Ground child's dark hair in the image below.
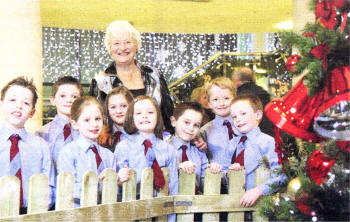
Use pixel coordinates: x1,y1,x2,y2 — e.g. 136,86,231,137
1,76,38,107
232,94,263,112
173,102,205,125
52,76,84,97
104,86,134,133
124,95,164,139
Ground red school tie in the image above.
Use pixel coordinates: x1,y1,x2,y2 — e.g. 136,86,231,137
90,145,102,169
223,120,237,140
143,139,165,190
9,134,23,207
231,135,247,166
112,131,122,147
63,123,71,141
180,145,189,162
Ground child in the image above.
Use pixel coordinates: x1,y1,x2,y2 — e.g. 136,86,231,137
57,96,114,207
200,77,237,189
168,102,221,193
114,95,178,221
37,76,83,166
97,86,133,152
229,94,284,207
0,76,53,211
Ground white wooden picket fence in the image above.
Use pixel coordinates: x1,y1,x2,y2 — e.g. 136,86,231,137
0,168,269,222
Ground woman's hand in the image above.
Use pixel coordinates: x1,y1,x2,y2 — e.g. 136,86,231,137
179,161,196,174
117,165,130,185
207,162,222,174
192,135,207,151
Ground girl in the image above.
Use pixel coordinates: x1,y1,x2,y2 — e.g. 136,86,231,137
57,96,114,207
114,95,178,197
97,86,133,152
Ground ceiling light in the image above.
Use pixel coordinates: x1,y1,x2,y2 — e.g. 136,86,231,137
275,21,293,30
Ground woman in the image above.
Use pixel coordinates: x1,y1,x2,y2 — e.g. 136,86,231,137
90,20,174,132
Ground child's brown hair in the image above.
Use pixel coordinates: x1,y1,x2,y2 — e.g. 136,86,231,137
1,76,38,107
172,102,205,125
104,86,134,132
52,76,84,97
70,96,103,121
205,77,236,100
232,94,263,123
124,95,164,139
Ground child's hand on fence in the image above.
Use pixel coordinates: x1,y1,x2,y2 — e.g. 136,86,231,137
207,162,222,173
192,135,207,151
99,168,112,181
179,161,196,174
118,165,130,185
229,163,243,171
239,187,263,207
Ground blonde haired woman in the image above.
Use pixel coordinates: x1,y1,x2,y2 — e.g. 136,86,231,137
90,20,174,132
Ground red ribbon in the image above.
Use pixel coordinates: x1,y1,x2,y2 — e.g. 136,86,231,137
273,126,286,165
310,43,329,70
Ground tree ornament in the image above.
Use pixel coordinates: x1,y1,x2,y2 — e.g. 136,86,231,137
265,75,324,142
287,177,302,200
313,66,350,140
295,192,313,215
285,54,301,71
336,140,350,153
315,0,347,30
307,150,335,184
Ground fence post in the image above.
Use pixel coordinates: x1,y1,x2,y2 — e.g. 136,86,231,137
156,168,169,222
102,169,118,204
140,168,154,222
0,176,20,217
27,174,49,214
81,171,98,207
202,171,221,222
56,172,74,210
253,167,269,222
122,169,136,202
228,169,245,222
178,169,195,221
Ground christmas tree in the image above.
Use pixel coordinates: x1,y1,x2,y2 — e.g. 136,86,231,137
259,0,350,221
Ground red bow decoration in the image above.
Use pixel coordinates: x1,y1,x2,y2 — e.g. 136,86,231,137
306,150,335,185
273,127,287,165
302,32,316,38
336,140,350,153
285,54,301,71
310,43,329,70
315,0,345,30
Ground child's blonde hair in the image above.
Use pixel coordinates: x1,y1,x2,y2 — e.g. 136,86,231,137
71,96,103,121
124,95,164,139
205,77,236,100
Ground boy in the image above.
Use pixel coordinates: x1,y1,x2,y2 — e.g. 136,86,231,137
200,77,237,185
0,76,53,211
37,76,83,165
168,102,221,193
229,94,284,207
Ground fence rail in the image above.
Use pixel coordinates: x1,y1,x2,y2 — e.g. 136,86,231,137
0,167,269,222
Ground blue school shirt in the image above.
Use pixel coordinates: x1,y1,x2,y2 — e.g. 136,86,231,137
229,127,285,195
0,124,54,207
36,115,79,163
114,133,179,196
57,135,114,206
167,135,208,182
200,115,239,172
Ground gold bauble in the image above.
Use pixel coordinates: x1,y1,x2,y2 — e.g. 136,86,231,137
287,177,301,201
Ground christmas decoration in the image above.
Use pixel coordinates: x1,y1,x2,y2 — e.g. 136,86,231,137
265,75,324,142
287,177,301,200
306,150,335,184
285,54,301,71
260,1,350,221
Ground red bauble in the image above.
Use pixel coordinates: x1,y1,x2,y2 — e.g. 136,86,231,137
307,150,335,184
285,54,301,71
295,192,312,215
336,140,350,153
